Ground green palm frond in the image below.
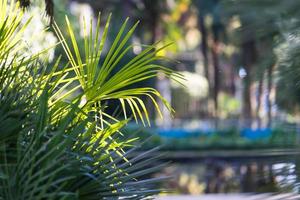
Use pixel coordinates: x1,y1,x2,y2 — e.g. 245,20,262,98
0,0,31,59
0,0,174,199
0,58,35,141
0,59,168,199
52,14,182,126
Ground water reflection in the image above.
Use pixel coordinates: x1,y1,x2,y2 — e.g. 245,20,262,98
157,159,300,195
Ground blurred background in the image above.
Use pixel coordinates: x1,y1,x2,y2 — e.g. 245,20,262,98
32,0,300,197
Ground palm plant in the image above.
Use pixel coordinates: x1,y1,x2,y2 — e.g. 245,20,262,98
52,14,179,127
0,0,180,199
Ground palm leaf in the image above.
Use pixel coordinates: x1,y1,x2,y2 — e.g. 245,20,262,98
0,1,172,199
53,14,183,126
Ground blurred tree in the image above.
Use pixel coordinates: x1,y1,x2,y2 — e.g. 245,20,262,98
222,0,300,123
221,0,283,125
276,32,300,113
193,0,226,118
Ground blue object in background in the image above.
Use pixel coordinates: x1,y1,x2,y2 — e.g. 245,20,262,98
157,127,273,140
241,128,272,140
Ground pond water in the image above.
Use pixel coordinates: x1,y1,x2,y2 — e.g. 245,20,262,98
155,153,300,195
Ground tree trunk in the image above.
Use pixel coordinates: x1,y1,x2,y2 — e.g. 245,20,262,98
229,60,236,95
211,40,220,117
256,74,264,128
243,72,252,119
198,15,210,90
148,0,160,44
198,14,214,117
146,0,167,123
241,38,256,125
267,64,274,127
211,21,221,118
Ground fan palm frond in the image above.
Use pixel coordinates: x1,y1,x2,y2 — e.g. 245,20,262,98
52,14,183,127
0,0,31,59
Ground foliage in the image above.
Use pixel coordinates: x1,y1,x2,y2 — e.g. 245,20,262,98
276,33,300,112
218,92,240,118
221,0,300,114
0,0,178,199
